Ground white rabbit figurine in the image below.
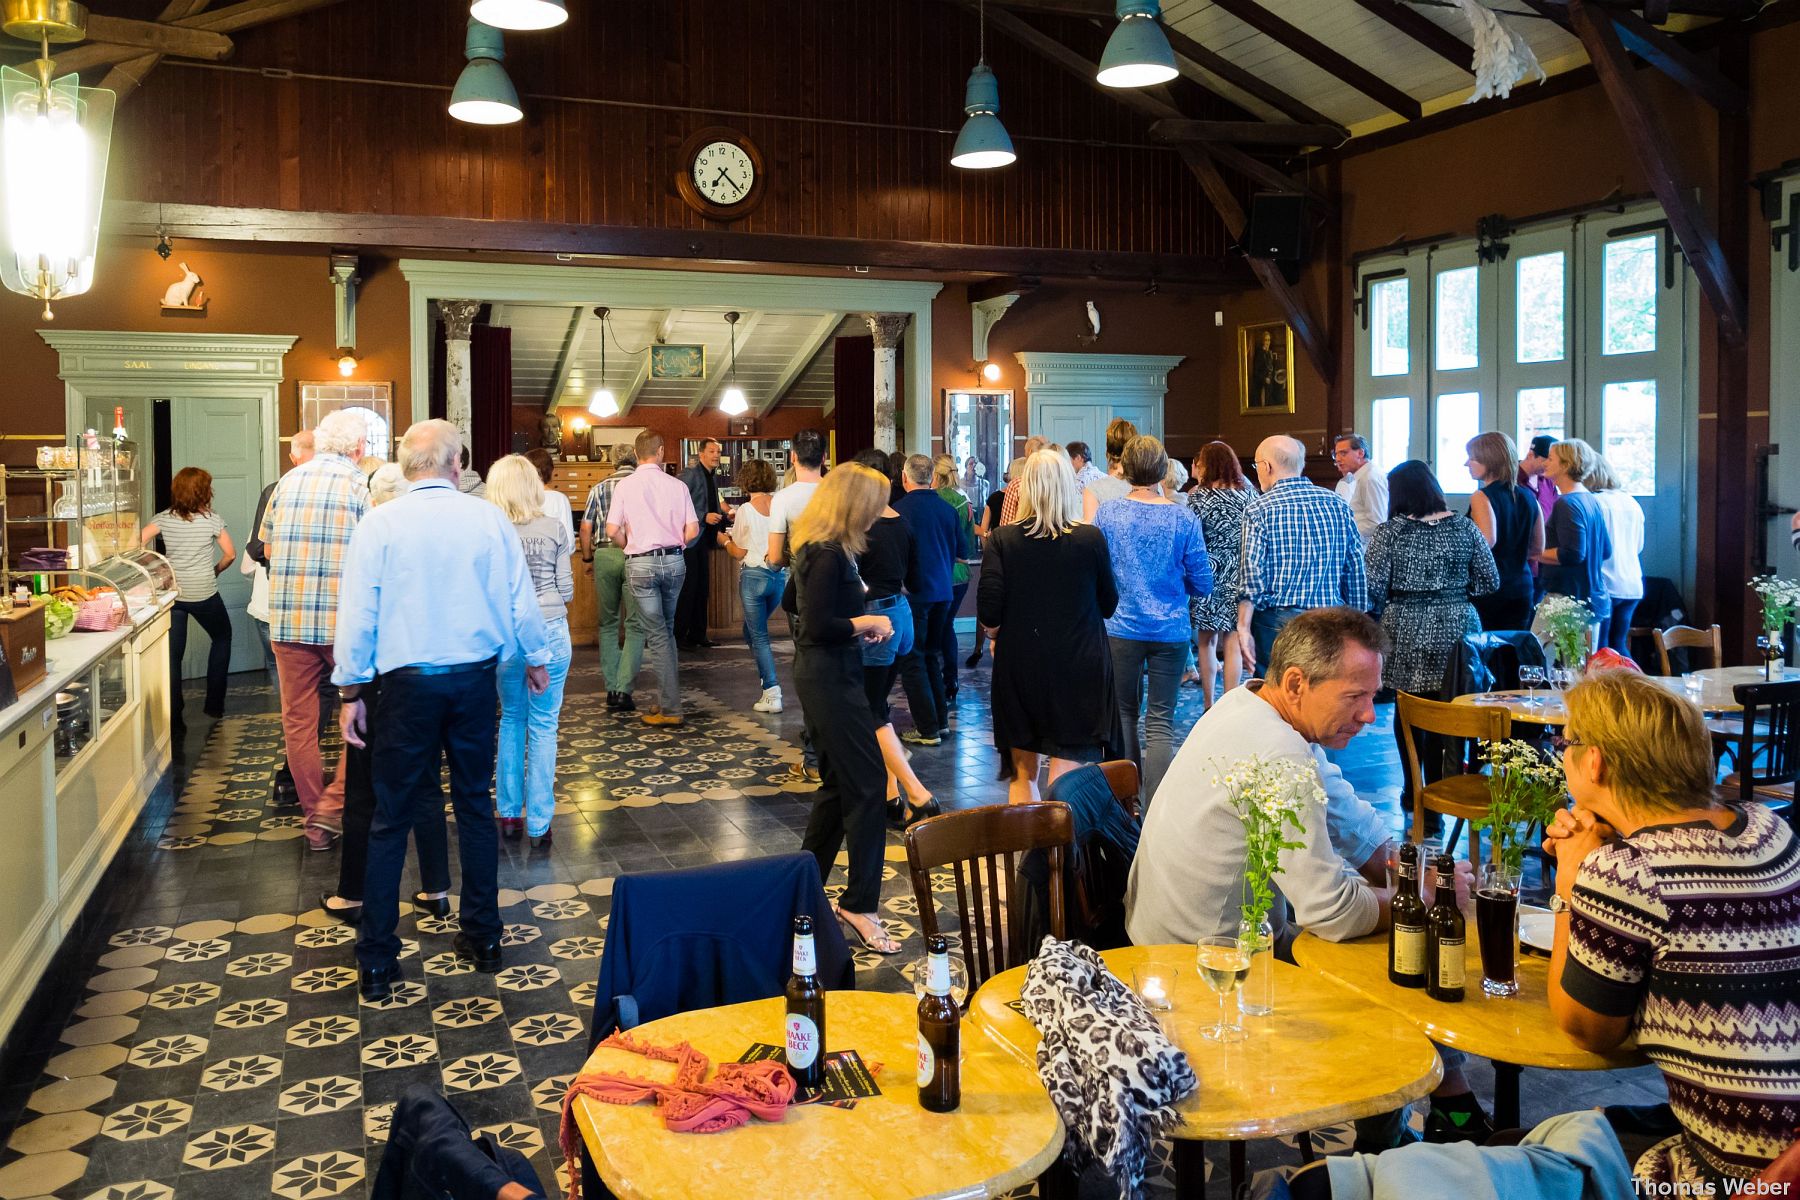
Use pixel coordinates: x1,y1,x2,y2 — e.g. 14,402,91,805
161,262,204,309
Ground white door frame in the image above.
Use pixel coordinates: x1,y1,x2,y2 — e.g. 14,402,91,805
37,331,293,491
398,260,943,451
1012,352,1185,440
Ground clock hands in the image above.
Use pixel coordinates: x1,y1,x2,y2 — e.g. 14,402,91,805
712,165,745,197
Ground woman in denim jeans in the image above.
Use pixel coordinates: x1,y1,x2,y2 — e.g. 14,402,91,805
724,458,787,713
487,456,574,848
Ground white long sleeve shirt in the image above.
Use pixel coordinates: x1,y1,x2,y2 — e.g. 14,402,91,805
1125,683,1385,949
1336,460,1389,545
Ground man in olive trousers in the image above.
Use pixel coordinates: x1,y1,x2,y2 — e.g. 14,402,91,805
580,446,646,711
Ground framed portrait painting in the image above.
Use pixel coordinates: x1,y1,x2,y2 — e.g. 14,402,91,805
1238,322,1296,415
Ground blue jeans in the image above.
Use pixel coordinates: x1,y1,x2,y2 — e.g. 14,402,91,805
739,566,787,690
859,593,914,667
1109,636,1188,807
1250,605,1304,678
496,615,572,837
626,553,686,715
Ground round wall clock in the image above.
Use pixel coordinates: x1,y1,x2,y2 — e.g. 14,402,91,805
676,126,767,222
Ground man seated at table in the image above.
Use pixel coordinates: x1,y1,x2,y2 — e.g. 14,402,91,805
1127,607,1488,1143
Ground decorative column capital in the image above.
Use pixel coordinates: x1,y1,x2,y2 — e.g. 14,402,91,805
437,299,482,342
864,312,910,350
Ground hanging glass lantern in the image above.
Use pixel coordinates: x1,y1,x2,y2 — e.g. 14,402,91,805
0,1,117,321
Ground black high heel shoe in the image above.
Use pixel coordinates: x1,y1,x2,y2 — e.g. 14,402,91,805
904,798,942,828
885,797,907,830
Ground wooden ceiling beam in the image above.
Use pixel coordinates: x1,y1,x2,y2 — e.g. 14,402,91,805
544,307,596,413
690,312,766,416
968,275,1040,303
1522,0,1743,110
1344,0,1472,72
1533,0,1761,15
618,310,684,419
1202,0,1423,120
49,0,350,75
83,14,232,59
99,0,213,103
757,313,843,418
1149,118,1346,148
1564,0,1745,343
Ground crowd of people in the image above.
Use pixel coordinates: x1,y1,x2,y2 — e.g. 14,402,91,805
144,413,1796,1191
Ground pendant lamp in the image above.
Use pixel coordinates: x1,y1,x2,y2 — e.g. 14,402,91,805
588,306,619,417
0,0,117,321
1097,0,1178,89
469,0,566,31
449,18,523,125
952,0,1014,170
719,311,749,417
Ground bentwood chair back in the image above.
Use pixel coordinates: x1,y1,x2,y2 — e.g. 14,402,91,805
904,802,1074,994
1657,624,1724,677
1099,759,1142,820
1729,680,1800,817
1396,692,1512,868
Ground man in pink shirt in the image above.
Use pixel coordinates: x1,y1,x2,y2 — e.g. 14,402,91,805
605,430,699,726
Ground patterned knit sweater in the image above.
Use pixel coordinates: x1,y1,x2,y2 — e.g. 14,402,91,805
1564,803,1800,1185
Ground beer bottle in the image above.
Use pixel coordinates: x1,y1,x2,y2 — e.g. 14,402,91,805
917,934,960,1112
784,915,826,1097
1424,854,1466,1003
1388,842,1427,988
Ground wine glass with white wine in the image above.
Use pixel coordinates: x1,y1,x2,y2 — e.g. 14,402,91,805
1195,935,1251,1043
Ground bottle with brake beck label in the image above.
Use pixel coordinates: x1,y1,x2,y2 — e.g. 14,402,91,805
785,915,826,1097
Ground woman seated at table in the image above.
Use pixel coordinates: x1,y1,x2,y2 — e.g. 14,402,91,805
1544,670,1800,1188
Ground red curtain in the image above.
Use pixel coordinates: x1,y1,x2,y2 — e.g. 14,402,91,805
833,335,874,460
470,324,512,476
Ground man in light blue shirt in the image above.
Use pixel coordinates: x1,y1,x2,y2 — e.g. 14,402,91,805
334,419,550,1000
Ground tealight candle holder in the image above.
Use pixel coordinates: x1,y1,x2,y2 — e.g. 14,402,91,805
1132,963,1176,1012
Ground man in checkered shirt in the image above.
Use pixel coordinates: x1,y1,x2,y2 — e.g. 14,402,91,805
1236,435,1369,677
259,410,371,850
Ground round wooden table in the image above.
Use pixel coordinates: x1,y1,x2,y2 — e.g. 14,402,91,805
570,991,1064,1200
969,945,1443,1196
1291,929,1645,1129
1646,666,1799,714
1451,689,1569,725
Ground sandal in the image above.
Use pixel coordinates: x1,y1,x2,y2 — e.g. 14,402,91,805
835,907,902,955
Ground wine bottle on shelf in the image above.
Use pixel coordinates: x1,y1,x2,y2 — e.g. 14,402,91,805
1388,841,1427,989
784,915,826,1098
1425,853,1466,1003
916,934,960,1113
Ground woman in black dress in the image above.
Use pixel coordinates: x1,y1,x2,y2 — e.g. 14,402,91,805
1463,431,1543,631
978,449,1119,805
782,463,900,954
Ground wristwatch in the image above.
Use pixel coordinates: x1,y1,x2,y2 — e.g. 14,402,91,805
1546,893,1570,915
337,686,364,703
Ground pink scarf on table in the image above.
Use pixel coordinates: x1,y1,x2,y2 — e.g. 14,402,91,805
557,1032,797,1200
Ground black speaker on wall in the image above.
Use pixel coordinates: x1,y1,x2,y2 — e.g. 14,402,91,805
1245,192,1308,263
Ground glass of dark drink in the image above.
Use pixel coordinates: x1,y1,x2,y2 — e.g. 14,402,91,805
1476,866,1520,998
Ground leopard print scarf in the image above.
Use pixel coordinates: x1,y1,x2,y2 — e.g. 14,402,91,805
1020,937,1197,1199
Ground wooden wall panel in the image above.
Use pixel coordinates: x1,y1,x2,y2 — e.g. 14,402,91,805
104,0,1233,258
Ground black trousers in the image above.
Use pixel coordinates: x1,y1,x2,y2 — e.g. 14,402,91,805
356,664,501,970
1475,591,1534,633
897,596,950,736
674,539,713,644
939,581,969,694
338,679,451,903
170,593,232,717
796,642,888,913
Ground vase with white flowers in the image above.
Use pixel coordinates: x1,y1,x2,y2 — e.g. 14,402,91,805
1536,594,1595,676
1750,576,1800,680
1216,756,1321,1016
1471,739,1567,996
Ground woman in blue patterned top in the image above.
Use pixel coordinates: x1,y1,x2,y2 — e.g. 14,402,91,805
1093,436,1212,806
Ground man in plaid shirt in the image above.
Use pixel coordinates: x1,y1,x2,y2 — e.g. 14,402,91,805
578,445,644,711
259,410,371,850
1236,435,1369,677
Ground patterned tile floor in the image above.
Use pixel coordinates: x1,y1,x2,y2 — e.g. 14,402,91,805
0,637,1666,1199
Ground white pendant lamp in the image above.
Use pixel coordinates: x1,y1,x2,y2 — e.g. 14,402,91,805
588,306,619,417
1097,0,1178,89
449,19,523,125
952,0,1015,170
719,311,750,416
469,0,566,31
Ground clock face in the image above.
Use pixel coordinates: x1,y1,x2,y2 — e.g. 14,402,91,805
692,140,755,207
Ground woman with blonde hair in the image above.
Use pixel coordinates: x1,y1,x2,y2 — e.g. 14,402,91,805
487,454,574,847
1538,438,1612,643
1583,454,1645,659
1464,431,1543,631
782,462,900,953
979,449,1119,804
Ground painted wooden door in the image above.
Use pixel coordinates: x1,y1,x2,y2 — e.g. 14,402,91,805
171,397,267,676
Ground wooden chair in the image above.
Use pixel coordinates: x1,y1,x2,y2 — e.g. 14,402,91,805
1724,680,1800,818
1657,624,1724,677
903,802,1074,993
1099,759,1141,820
1396,692,1511,868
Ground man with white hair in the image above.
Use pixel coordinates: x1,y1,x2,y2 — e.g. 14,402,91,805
334,419,550,999
259,410,370,850
1236,435,1367,676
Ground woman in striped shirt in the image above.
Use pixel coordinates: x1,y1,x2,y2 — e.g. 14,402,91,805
144,467,236,721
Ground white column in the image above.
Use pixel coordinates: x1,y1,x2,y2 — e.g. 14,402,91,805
865,313,910,454
438,299,482,446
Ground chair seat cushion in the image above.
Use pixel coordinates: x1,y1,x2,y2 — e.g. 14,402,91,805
1420,774,1492,820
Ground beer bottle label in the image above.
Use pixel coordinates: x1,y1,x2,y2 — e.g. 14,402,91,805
916,1034,934,1087
785,1012,820,1069
792,934,817,977
1437,938,1465,988
926,953,952,997
1393,924,1425,975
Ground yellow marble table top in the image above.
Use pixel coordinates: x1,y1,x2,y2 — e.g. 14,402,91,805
968,945,1443,1142
1452,690,1569,725
1291,930,1645,1073
572,990,1064,1200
